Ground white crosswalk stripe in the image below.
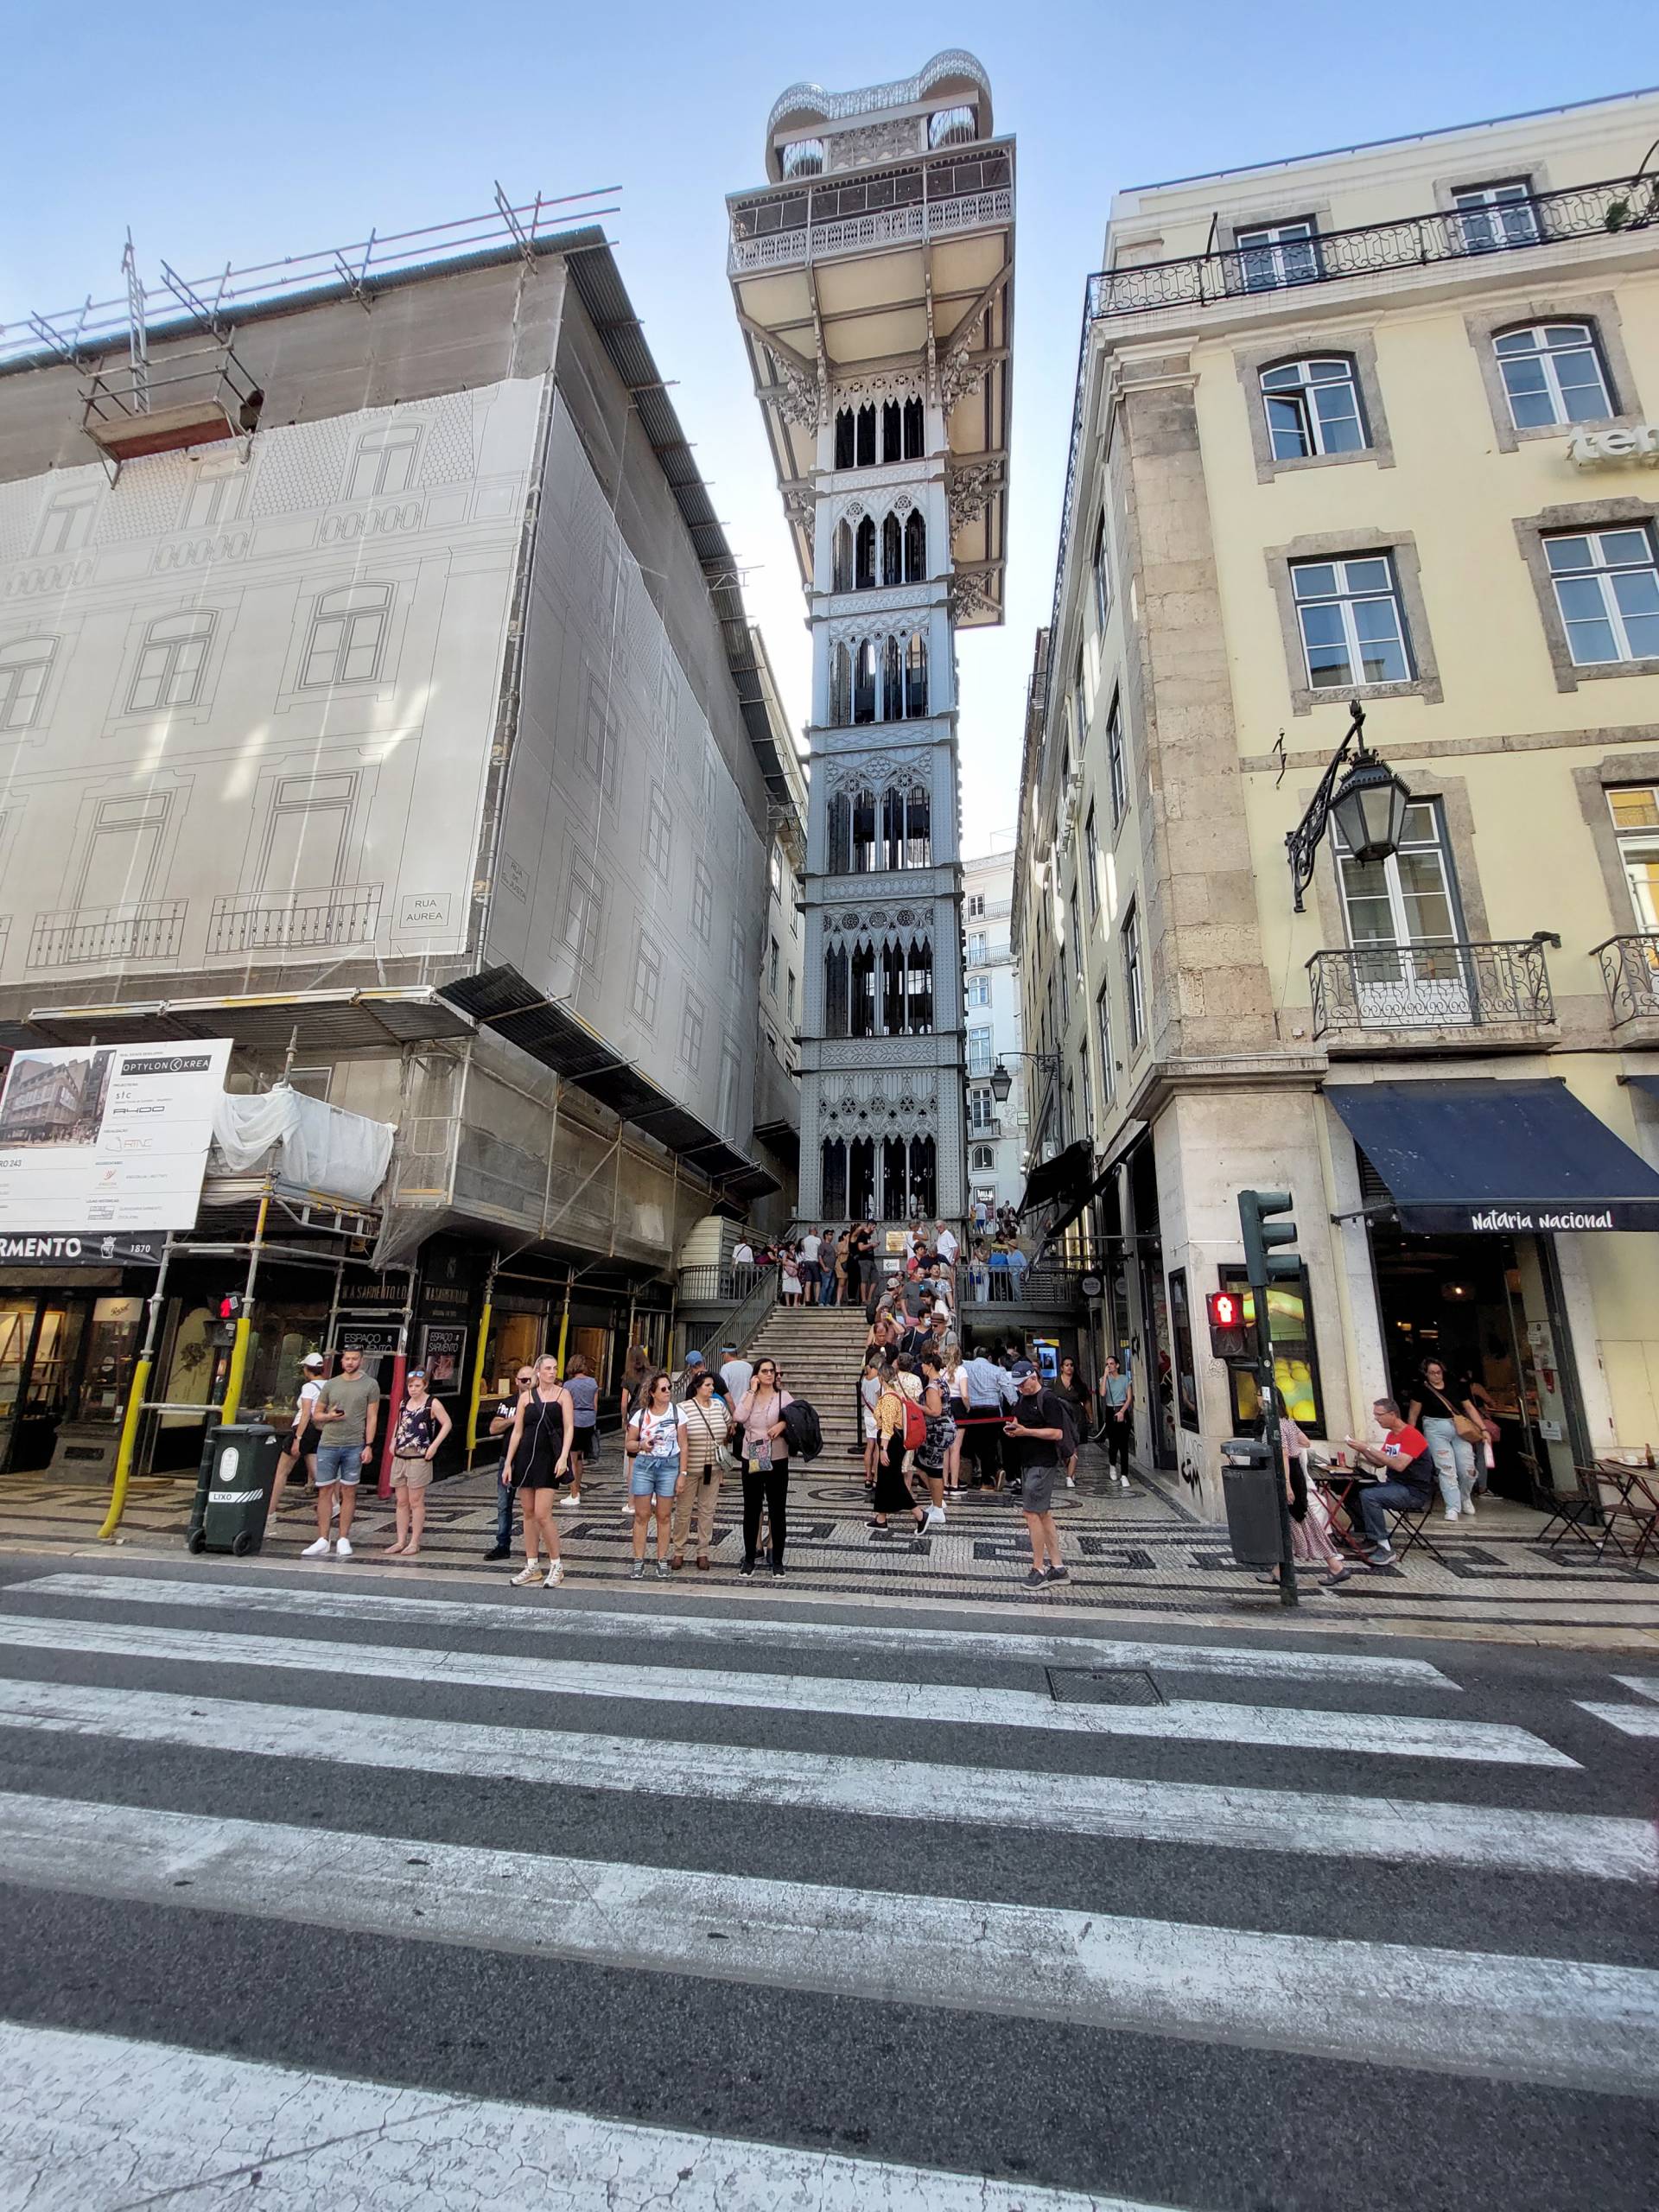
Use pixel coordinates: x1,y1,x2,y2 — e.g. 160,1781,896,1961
7,1677,1649,1878
0,2022,1160,2212
8,1572,1464,1688
0,1562,1650,2207
0,1789,1653,2094
0,1613,1573,1765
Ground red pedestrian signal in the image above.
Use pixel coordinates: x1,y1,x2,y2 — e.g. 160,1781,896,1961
1205,1288,1252,1359
217,1294,242,1321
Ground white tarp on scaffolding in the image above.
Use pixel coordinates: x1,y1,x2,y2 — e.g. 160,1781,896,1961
210,1087,395,1205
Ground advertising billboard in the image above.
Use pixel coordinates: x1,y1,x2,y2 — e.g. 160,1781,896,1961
0,1040,232,1237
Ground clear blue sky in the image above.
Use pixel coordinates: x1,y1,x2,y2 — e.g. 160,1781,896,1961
3,3,1650,851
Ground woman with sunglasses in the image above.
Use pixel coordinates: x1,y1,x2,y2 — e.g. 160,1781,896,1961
502,1355,573,1588
732,1356,793,1580
624,1370,687,1580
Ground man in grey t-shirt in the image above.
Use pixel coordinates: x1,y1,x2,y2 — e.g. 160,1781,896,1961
303,1347,380,1560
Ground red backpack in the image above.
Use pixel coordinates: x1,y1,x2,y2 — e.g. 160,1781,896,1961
901,1394,928,1452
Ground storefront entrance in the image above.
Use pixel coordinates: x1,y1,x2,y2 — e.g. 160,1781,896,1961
1369,1226,1586,1503
0,1289,145,1475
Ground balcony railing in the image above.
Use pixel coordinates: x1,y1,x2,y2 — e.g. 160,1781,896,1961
1089,175,1643,321
1307,940,1554,1039
1593,934,1659,1025
207,884,382,957
961,1264,1091,1312
27,899,187,969
730,181,1012,275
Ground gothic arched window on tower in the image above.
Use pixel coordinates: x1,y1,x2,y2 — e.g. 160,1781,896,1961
905,633,929,719
881,511,902,588
850,786,878,872
903,396,925,459
823,941,849,1039
880,940,906,1035
829,642,852,726
827,791,851,874
906,938,934,1033
849,1135,876,1219
850,940,878,1036
882,401,904,464
882,634,901,723
821,1137,848,1219
833,519,854,593
905,507,927,582
905,783,931,867
853,640,878,725
880,785,906,872
880,1136,908,1223
855,405,877,467
835,410,856,469
855,515,876,590
910,1134,938,1217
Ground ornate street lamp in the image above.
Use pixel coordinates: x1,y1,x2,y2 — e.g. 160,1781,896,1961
1286,700,1413,912
988,1048,1058,1107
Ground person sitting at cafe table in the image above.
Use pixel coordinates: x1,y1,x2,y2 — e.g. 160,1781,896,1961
1340,1398,1436,1567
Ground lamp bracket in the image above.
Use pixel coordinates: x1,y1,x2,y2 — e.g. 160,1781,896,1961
1285,699,1371,913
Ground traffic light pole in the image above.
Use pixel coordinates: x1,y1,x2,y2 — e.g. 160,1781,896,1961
1240,1190,1300,1610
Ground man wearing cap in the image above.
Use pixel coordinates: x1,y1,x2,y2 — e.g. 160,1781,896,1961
1005,1360,1071,1590
672,1348,708,1402
268,1351,326,1520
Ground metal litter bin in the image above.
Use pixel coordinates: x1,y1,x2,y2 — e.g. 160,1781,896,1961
1221,1437,1282,1568
187,1423,280,1557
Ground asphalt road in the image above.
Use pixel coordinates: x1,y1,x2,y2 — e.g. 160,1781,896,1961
0,1548,1654,2210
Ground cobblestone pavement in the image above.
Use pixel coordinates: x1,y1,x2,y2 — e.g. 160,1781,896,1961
5,1440,1656,1649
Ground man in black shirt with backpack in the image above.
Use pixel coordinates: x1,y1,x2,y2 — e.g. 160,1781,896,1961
1004,1359,1073,1591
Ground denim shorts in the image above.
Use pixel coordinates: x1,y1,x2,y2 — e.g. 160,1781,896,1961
630,1453,680,1499
314,1441,365,1487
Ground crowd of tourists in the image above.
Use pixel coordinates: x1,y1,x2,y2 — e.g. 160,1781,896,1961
733,1216,1037,1306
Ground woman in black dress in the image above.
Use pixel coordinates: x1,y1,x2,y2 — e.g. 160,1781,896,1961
502,1355,573,1589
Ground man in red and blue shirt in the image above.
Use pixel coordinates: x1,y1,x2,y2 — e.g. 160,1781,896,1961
1343,1398,1435,1565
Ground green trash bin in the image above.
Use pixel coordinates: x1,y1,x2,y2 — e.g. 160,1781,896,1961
187,1423,280,1557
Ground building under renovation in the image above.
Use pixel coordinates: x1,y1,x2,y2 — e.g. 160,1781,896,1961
0,200,801,1483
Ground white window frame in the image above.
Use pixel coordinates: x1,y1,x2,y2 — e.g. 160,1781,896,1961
1546,527,1659,667
302,584,392,689
129,612,215,714
1106,696,1128,824
1260,356,1366,459
1091,510,1110,630
966,1026,995,1077
966,892,986,918
346,425,420,502
1493,322,1612,430
680,996,704,1075
1334,798,1470,1025
559,855,603,971
965,974,990,1008
1290,556,1412,690
767,934,780,992
1236,219,1319,292
1452,180,1538,253
1096,982,1115,1106
1607,787,1659,931
645,784,671,874
0,638,56,732
966,929,988,964
691,857,714,943
1122,903,1145,1049
632,931,662,1026
968,1084,995,1132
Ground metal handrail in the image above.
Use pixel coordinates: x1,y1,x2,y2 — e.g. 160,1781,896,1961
693,1263,782,1370
1592,932,1659,1025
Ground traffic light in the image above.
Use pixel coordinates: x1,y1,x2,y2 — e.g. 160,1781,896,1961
216,1293,243,1321
1205,1287,1251,1359
1239,1189,1300,1289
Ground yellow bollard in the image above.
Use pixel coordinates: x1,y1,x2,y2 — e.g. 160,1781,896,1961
466,1297,493,1460
98,1353,153,1541
219,1316,253,1426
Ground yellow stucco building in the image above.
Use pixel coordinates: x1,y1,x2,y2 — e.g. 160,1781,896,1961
1015,87,1659,1514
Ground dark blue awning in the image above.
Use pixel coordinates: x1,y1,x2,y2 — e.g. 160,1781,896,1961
1325,1078,1659,1233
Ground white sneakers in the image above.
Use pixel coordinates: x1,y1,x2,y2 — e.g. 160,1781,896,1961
511,1561,544,1586
543,1559,565,1588
1462,1497,1477,1517
1065,1474,1076,1488
1442,1509,1461,1522
924,1505,946,1529
561,1492,582,1510
301,1537,330,1558
335,1538,353,1558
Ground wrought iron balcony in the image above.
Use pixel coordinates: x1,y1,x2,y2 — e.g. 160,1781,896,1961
27,899,187,969
1593,933,1659,1025
729,148,1013,275
1089,175,1644,321
1307,940,1555,1039
207,884,381,957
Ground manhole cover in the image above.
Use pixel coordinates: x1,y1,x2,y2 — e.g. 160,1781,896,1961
1045,1667,1166,1707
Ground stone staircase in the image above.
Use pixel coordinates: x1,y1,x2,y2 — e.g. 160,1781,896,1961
740,1306,869,1466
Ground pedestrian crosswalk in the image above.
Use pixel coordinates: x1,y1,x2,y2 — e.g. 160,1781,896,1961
0,1564,1653,2207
